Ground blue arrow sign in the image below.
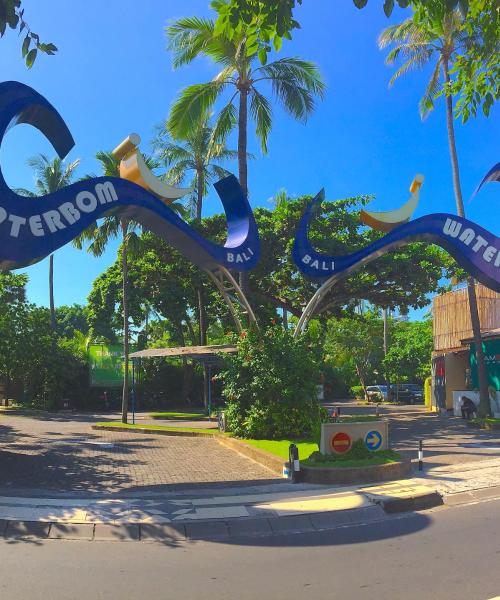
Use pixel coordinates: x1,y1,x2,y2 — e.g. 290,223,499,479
365,430,383,451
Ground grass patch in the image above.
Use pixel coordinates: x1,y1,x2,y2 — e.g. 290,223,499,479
470,417,500,429
94,422,217,433
242,438,319,461
333,415,382,423
149,411,206,420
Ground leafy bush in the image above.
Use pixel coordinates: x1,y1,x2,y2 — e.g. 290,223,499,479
306,440,399,464
350,385,365,399
219,324,322,439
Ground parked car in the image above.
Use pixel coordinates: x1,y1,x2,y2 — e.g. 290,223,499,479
390,383,424,404
366,385,389,402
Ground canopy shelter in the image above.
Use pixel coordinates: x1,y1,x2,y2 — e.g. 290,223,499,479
129,345,237,418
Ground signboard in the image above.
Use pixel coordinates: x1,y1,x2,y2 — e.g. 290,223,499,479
0,82,259,274
331,432,352,454
470,339,500,391
320,421,389,455
88,344,134,387
293,190,500,293
365,430,383,451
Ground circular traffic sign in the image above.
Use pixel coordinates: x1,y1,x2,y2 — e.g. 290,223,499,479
365,430,383,451
331,431,352,454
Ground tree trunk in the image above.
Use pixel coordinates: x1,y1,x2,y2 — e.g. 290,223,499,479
49,254,56,332
237,88,249,296
383,308,391,400
121,220,129,424
196,169,204,221
355,363,368,402
443,59,490,416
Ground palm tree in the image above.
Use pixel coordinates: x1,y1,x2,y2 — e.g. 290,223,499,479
16,154,80,331
166,17,324,294
73,151,185,423
153,115,237,221
166,14,325,226
379,9,491,416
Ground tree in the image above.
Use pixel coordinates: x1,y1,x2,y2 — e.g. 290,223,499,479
325,313,384,399
0,0,57,67
55,304,89,338
384,318,433,383
379,5,492,416
219,324,322,439
16,154,80,331
214,0,473,64
166,11,324,204
154,115,237,221
74,151,185,422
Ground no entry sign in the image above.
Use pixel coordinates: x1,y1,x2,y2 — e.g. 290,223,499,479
331,431,352,454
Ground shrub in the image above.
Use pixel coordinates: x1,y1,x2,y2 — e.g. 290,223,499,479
219,325,322,439
350,385,365,399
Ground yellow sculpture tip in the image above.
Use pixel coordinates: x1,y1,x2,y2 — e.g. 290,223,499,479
409,173,424,193
112,133,141,160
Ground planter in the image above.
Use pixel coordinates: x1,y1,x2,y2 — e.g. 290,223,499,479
298,459,411,485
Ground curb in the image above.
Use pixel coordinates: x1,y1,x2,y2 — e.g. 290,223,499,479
0,505,390,543
216,436,285,475
378,491,443,513
91,425,218,438
298,460,412,485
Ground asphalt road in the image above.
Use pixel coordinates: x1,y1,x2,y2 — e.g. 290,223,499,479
1,500,500,600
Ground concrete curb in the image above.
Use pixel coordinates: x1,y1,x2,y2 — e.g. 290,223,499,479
0,504,389,543
298,460,412,485
380,491,443,513
91,425,218,438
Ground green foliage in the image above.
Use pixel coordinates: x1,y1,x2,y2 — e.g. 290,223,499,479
325,312,384,393
55,304,89,338
0,274,92,409
380,1,498,122
218,324,322,439
383,318,433,382
306,440,401,466
152,115,237,220
350,385,366,399
0,0,57,67
166,15,324,154
448,0,499,121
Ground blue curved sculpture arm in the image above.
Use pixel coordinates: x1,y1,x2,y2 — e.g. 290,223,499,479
473,162,500,196
293,189,500,292
0,81,259,272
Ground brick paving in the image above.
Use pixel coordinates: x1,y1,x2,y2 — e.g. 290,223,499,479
0,413,278,495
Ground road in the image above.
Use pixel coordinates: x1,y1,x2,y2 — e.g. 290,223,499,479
1,500,500,600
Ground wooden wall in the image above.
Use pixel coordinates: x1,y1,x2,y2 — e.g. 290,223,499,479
433,285,500,352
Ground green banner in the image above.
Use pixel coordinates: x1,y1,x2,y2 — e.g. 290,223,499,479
88,344,133,387
470,339,500,391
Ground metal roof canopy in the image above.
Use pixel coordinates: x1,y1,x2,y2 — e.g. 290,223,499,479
128,344,237,418
129,344,237,364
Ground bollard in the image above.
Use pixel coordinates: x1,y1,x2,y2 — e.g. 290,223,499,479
375,403,380,418
289,444,300,483
418,439,423,471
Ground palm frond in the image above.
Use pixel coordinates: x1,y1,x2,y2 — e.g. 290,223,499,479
255,58,326,99
166,17,216,68
209,100,237,146
250,89,272,153
388,49,434,87
168,82,226,139
419,58,442,120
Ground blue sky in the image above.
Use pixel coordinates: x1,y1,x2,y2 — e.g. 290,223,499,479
0,0,498,313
